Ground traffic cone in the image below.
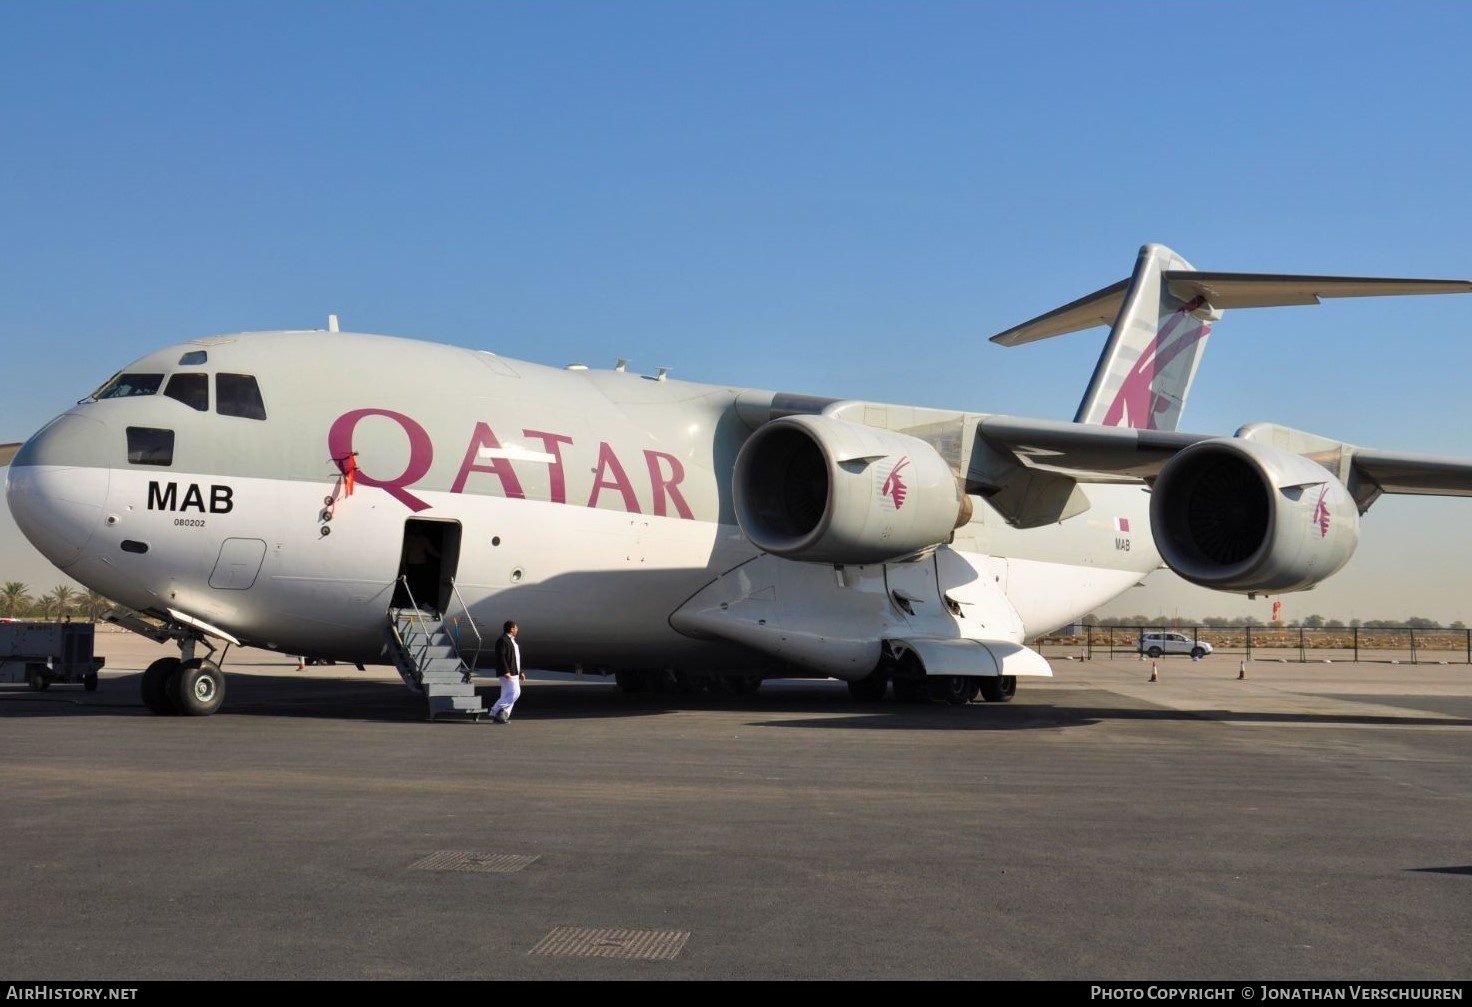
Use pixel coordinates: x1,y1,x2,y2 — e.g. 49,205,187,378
1237,661,1246,680
1148,661,1158,682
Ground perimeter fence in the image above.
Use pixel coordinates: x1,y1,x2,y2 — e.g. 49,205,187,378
1034,625,1472,664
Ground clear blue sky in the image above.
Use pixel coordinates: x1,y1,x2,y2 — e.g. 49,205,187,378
4,2,1472,624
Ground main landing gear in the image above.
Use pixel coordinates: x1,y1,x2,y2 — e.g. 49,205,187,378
140,636,227,716
613,669,764,697
864,647,1018,705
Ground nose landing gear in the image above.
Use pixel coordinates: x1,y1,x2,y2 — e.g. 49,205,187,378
140,652,227,716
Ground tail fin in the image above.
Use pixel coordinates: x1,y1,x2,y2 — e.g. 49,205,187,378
1073,244,1211,430
989,244,1472,432
989,244,1215,432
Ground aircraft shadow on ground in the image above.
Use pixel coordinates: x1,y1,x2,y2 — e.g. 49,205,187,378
2,675,1469,731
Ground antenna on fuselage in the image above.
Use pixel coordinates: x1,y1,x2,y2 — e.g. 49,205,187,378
615,358,628,372
327,314,340,333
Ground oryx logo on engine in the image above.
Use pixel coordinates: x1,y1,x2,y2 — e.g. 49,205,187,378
880,457,910,510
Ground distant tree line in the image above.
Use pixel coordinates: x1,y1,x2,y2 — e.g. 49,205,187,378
1085,613,1467,631
1,580,114,622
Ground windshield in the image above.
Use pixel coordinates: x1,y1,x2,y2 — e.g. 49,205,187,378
91,372,164,400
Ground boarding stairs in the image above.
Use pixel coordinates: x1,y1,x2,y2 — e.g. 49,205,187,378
386,606,487,722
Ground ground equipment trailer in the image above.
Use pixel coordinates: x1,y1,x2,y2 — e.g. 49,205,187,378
0,621,105,691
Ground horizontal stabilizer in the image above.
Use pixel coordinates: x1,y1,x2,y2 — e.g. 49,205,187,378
992,271,1472,346
989,280,1130,346
1166,273,1472,310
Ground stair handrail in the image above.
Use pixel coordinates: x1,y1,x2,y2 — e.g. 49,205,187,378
394,576,435,674
386,621,425,691
446,577,484,673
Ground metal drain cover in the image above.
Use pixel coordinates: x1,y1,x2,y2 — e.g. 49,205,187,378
529,926,690,960
409,851,540,873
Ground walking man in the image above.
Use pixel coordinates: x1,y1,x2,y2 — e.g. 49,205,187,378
490,620,524,723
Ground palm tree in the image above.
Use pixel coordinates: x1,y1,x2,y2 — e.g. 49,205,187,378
1,581,30,619
39,585,75,621
79,590,113,622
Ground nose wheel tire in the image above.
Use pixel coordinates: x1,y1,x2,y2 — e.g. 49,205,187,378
142,658,182,714
170,659,226,716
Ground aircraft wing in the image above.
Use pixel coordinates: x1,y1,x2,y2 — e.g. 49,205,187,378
974,416,1205,479
0,443,20,467
1348,447,1472,498
972,416,1472,527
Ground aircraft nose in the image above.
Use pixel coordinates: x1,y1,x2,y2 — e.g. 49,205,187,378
5,413,112,570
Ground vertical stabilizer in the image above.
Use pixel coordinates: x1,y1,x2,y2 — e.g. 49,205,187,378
1073,244,1218,431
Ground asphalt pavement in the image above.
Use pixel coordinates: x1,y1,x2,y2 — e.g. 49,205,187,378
2,629,1470,981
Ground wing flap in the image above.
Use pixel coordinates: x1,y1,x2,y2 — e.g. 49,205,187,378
975,416,1203,480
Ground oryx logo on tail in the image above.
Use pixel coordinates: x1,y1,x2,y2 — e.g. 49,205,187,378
1103,298,1212,430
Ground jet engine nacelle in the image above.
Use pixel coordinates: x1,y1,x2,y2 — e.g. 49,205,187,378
1149,438,1360,594
733,415,968,564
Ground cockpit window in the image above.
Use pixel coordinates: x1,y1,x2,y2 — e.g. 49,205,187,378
164,373,209,411
216,373,267,420
126,427,174,466
178,350,208,366
93,373,163,400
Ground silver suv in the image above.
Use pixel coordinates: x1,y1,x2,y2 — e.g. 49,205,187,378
1138,632,1212,659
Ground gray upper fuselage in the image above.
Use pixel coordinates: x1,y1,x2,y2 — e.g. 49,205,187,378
8,329,1161,664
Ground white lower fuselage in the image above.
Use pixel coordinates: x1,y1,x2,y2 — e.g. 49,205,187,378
11,461,1156,675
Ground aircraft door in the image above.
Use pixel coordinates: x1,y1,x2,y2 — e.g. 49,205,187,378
208,538,267,590
394,519,462,614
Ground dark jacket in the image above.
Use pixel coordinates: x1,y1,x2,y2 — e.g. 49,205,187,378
495,633,521,677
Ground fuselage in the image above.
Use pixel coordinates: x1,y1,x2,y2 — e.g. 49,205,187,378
6,330,1160,674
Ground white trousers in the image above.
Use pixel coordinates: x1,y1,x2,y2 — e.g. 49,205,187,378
490,675,521,719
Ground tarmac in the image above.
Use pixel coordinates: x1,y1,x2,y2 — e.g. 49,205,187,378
2,627,1470,981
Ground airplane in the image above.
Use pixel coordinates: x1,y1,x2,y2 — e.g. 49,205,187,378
7,243,1472,718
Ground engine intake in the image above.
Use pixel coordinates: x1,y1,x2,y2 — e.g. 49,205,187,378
1150,438,1360,593
733,415,967,564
